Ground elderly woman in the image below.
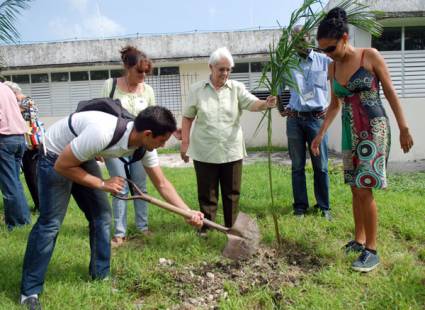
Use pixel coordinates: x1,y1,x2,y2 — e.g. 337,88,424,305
181,47,276,234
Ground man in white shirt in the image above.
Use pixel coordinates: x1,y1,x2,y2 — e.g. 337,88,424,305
20,106,203,310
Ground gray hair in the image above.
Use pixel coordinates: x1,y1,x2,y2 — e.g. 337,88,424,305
208,47,234,67
292,24,304,34
4,81,22,94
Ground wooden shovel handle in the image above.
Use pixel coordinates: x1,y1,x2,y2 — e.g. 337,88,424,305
114,178,230,233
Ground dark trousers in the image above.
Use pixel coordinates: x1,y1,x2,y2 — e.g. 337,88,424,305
22,148,40,211
287,115,330,213
193,160,242,228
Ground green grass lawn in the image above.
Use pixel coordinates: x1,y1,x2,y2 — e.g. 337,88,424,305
0,163,424,309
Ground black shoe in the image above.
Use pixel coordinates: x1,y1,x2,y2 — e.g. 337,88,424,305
343,240,365,254
293,210,306,218
313,204,320,214
22,297,42,310
197,227,208,238
321,210,332,221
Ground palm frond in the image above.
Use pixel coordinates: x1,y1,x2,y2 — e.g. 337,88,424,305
0,0,32,43
305,0,383,38
337,0,383,37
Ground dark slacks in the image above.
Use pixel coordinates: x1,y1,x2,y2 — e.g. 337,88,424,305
193,159,242,228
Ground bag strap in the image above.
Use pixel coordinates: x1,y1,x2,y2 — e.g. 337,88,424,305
104,77,127,149
68,112,77,137
118,147,147,195
109,78,117,99
105,117,129,149
67,110,128,150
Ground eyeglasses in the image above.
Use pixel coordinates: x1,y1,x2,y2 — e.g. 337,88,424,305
136,69,150,74
318,45,337,53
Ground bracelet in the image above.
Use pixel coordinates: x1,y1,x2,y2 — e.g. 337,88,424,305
100,181,105,190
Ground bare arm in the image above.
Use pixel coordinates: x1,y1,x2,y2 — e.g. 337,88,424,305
249,96,277,112
54,144,124,194
369,48,413,153
144,165,189,209
180,116,194,162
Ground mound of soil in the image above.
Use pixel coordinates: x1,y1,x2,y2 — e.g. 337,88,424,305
161,243,325,309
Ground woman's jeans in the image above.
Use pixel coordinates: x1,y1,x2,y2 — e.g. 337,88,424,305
105,157,148,237
286,115,330,213
21,152,111,296
0,134,31,230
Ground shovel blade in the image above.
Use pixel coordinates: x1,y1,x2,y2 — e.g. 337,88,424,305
222,234,258,260
230,212,260,243
222,212,260,260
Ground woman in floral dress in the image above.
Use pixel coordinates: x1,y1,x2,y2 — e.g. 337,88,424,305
311,7,414,272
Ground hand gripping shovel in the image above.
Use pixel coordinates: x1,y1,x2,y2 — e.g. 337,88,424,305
114,178,260,260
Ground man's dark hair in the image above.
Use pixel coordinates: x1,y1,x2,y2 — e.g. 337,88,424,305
134,106,177,137
317,7,349,41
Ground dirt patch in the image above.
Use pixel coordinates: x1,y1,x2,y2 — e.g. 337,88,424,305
136,242,325,309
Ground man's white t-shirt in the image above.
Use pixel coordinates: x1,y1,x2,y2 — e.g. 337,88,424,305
44,111,159,168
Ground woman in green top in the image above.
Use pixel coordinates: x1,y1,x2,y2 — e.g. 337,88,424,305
181,47,276,235
102,46,156,247
311,8,414,272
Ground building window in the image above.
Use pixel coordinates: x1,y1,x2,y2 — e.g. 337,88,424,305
152,67,159,76
51,72,69,82
70,71,89,81
90,70,109,80
110,69,123,78
251,62,267,73
1,75,11,81
12,74,30,84
31,73,49,83
159,66,179,75
372,27,401,51
405,26,425,50
232,63,249,73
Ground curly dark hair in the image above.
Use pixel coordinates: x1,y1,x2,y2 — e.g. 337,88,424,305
120,45,153,74
317,7,348,41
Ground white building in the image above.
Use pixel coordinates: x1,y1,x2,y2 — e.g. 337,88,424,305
0,0,424,161
0,29,285,148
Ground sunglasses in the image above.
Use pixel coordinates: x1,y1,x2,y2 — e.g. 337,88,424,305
318,45,337,53
136,68,150,74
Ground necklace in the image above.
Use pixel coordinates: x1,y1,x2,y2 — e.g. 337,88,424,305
124,76,139,93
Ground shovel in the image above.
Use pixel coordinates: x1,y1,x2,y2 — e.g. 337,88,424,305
114,178,260,260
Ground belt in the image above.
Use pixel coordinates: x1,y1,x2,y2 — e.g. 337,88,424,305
286,109,327,118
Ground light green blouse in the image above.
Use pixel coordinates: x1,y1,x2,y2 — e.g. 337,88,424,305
184,79,257,164
101,78,156,116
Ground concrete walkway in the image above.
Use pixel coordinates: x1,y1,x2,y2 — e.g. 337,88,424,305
159,152,425,173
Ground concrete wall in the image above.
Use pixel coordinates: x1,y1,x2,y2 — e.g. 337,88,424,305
0,29,281,69
325,0,425,12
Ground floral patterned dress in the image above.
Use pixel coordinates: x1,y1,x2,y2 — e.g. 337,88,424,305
333,50,391,189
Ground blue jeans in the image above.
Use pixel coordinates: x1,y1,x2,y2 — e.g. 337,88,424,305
21,152,111,296
105,157,148,237
286,115,330,213
0,134,31,230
